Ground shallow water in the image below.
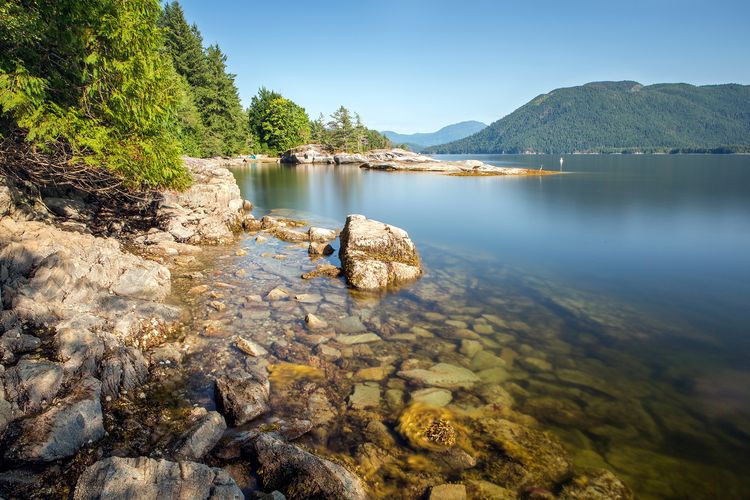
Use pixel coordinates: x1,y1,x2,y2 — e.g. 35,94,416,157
172,155,749,498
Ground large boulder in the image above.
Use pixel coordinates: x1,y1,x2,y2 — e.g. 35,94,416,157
333,153,368,164
73,456,243,500
280,144,334,164
338,214,422,290
249,433,367,499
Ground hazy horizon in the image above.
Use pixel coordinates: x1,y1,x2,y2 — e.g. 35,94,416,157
179,0,750,133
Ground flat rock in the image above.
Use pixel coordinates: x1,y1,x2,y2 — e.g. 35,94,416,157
349,383,380,409
430,484,467,500
338,214,422,290
398,363,480,389
305,314,328,330
336,333,381,345
308,227,337,242
411,387,453,407
73,456,242,499
236,337,268,357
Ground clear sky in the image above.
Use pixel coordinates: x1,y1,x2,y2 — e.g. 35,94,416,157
178,0,750,133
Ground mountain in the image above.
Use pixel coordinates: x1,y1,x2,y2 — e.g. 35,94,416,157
426,81,750,154
382,121,487,151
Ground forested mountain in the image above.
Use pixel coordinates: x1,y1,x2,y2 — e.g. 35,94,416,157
426,82,750,154
382,121,487,151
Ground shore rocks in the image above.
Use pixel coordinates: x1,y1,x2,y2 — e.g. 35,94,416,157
158,157,246,245
249,433,367,499
173,408,227,461
333,153,368,164
5,377,104,463
280,144,334,164
339,214,422,290
216,369,270,425
73,456,242,500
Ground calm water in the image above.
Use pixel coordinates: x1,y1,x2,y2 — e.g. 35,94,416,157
186,155,750,498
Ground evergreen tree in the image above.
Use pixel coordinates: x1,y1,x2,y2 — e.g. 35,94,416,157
310,113,327,144
259,97,311,154
0,0,189,189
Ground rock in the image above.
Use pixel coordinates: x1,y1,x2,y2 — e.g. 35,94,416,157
243,199,254,211
6,377,104,462
308,241,335,256
266,287,288,301
560,470,634,499
256,235,268,243
3,358,64,416
294,293,322,303
333,153,368,164
210,301,227,312
518,356,552,372
478,417,572,490
411,387,452,407
460,339,483,358
349,383,380,409
466,480,515,499
469,351,505,371
308,227,337,242
280,144,335,164
44,197,86,219
174,408,227,461
268,226,308,242
335,333,381,345
385,389,404,410
216,369,270,425
249,433,366,499
338,215,422,290
430,484,467,500
314,344,341,361
305,314,328,330
73,456,243,499
398,363,480,389
301,264,342,279
336,316,367,333
236,337,268,357
99,346,148,399
355,366,393,381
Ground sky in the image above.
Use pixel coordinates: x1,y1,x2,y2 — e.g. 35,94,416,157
179,0,750,133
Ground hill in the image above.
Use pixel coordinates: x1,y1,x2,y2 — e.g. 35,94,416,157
426,82,750,154
382,121,487,151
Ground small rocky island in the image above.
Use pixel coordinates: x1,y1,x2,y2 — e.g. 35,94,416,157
280,144,548,176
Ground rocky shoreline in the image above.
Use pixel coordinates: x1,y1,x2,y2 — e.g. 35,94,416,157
0,157,630,499
280,145,555,176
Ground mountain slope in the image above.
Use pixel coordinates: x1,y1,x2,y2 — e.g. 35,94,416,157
426,82,750,154
382,121,487,151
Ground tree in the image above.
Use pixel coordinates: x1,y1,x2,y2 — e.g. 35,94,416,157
0,0,189,189
327,106,354,150
248,87,282,148
259,97,311,154
160,2,247,157
310,113,327,144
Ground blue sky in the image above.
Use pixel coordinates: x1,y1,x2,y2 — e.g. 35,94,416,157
178,0,750,133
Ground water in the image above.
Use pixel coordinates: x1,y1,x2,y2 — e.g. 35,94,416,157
172,155,749,498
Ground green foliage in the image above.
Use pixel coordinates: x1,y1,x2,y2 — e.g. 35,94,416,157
0,0,190,189
316,106,390,152
258,97,311,155
427,81,750,154
160,2,247,157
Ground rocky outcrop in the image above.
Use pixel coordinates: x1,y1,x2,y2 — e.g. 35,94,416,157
73,456,243,500
249,433,367,499
333,153,368,164
339,214,422,290
173,408,227,461
280,145,334,164
156,157,252,245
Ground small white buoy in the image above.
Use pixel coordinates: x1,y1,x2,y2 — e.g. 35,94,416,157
559,157,564,171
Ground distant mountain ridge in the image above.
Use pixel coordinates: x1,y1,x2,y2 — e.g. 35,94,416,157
426,81,750,154
382,121,487,151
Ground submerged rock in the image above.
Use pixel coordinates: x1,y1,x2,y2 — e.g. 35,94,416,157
560,470,634,500
430,483,467,500
73,456,242,499
338,214,422,290
215,369,270,425
249,433,367,499
398,362,480,389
